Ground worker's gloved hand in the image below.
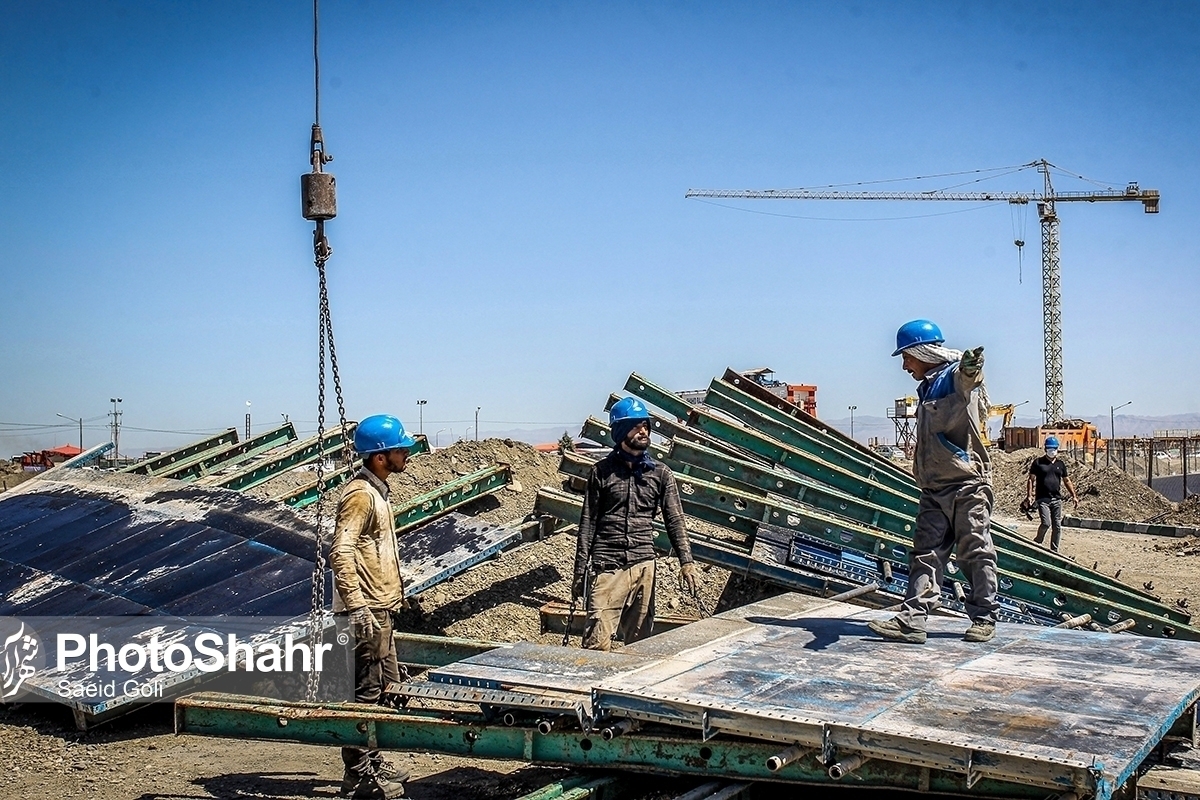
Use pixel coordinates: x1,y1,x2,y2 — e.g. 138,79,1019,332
679,562,700,596
348,606,379,641
960,347,985,377
571,574,586,602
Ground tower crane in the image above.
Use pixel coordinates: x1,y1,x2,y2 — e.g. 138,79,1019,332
686,160,1159,423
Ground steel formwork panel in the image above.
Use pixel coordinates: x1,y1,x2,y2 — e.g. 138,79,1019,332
427,593,1200,799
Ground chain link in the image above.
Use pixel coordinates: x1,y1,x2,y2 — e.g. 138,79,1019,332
306,221,348,702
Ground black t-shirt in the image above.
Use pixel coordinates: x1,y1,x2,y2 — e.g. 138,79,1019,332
1029,456,1068,499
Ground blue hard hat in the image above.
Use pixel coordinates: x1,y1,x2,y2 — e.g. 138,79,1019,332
1044,436,1060,450
609,397,651,444
354,414,416,455
892,319,945,357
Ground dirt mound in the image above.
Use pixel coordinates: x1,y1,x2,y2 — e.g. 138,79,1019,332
1163,495,1200,528
0,461,34,493
991,448,1175,523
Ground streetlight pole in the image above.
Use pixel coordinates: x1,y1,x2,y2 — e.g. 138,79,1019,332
1110,401,1132,440
245,401,252,440
475,406,481,442
1110,400,1132,470
417,399,427,434
109,398,123,462
848,405,857,441
434,428,447,448
56,414,84,452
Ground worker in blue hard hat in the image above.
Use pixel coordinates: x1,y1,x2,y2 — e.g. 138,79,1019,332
329,414,415,798
1026,436,1079,553
572,397,699,651
868,321,1000,645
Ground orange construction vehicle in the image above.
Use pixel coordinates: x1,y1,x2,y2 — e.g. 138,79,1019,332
1003,419,1105,452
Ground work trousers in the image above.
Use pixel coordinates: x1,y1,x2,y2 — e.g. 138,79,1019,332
582,560,655,651
342,609,401,773
896,481,999,632
1034,498,1064,553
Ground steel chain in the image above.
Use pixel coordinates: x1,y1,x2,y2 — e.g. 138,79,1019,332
306,222,347,702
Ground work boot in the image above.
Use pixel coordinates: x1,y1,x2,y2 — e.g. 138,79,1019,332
371,755,410,783
341,759,406,799
867,616,926,644
963,621,996,643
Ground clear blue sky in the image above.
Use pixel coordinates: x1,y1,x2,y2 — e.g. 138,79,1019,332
2,1,1197,454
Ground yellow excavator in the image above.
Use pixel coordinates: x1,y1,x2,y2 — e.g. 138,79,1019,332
981,402,1027,448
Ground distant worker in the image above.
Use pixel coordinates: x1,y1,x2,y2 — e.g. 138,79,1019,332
330,414,414,799
572,397,699,650
1026,436,1079,553
868,320,1000,645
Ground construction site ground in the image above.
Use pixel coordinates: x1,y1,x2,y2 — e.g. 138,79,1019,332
4,439,1200,799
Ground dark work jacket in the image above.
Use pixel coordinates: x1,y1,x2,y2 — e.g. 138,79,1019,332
574,448,692,579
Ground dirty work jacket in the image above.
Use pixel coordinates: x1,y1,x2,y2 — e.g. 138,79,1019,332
913,361,991,492
574,449,693,581
330,468,404,613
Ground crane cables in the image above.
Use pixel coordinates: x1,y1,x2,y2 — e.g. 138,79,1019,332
303,0,350,703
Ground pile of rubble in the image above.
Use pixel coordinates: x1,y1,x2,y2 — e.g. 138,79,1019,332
992,448,1175,522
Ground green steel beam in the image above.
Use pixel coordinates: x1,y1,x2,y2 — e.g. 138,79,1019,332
516,776,626,800
394,464,511,535
392,632,504,668
278,435,430,509
706,377,912,486
121,429,240,476
160,423,299,482
666,438,1184,624
173,693,1045,798
717,367,912,482
622,373,694,420
198,425,355,492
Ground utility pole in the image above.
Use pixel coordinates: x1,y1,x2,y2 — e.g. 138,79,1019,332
245,401,252,440
848,405,857,441
475,406,481,442
109,398,123,463
56,413,84,452
688,160,1159,423
417,399,427,434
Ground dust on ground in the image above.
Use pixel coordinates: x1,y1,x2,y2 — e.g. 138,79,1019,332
0,460,35,493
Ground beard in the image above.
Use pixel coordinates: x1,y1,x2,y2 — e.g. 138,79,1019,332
623,433,650,452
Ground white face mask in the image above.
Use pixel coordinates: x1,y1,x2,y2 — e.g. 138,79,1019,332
1045,449,1058,456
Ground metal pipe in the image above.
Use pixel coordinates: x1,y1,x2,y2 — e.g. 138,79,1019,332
600,718,637,741
502,711,518,726
766,743,810,772
1054,613,1092,629
881,560,893,583
827,582,879,603
537,717,568,735
828,753,869,780
953,581,967,603
1107,619,1137,634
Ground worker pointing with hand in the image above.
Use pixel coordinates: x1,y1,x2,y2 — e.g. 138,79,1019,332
869,321,1000,645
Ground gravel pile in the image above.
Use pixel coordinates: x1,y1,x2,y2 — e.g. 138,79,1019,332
991,448,1175,522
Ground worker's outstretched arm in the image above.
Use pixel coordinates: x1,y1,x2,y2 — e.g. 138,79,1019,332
956,347,985,393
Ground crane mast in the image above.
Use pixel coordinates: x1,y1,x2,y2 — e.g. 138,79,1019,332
687,160,1159,423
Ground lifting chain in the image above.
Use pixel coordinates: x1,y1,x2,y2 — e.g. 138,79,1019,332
303,0,350,703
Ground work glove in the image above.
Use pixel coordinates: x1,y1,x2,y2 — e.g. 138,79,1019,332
571,574,586,602
679,562,700,596
348,606,380,642
960,347,985,377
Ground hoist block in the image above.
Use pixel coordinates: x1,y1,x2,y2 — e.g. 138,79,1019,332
301,172,337,221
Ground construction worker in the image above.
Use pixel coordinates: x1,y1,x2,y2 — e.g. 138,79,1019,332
1027,436,1079,553
868,320,1000,645
572,397,699,650
330,414,414,799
